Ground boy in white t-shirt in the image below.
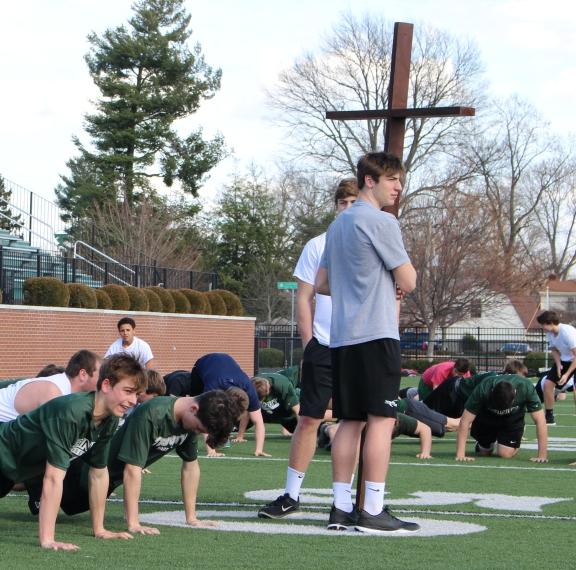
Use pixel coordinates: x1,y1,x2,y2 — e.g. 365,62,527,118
537,310,576,425
259,178,358,521
105,317,155,369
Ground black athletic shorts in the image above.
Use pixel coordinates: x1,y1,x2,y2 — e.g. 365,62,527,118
423,377,467,418
0,471,14,498
545,361,575,386
331,338,401,421
470,413,524,450
299,337,333,419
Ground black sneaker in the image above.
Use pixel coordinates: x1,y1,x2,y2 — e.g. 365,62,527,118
327,505,357,531
28,498,40,516
355,506,420,534
257,493,300,519
545,412,556,426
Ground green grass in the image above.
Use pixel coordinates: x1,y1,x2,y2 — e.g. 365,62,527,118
1,394,575,569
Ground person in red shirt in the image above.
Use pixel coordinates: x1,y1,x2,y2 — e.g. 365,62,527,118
417,358,471,401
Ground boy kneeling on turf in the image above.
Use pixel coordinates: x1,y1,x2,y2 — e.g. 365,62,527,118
58,388,247,535
0,354,147,551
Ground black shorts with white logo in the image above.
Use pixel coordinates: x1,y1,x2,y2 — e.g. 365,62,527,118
545,361,575,386
299,338,333,419
470,413,524,449
331,338,401,421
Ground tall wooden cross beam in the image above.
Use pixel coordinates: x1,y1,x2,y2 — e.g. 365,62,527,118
325,21,475,512
326,21,475,216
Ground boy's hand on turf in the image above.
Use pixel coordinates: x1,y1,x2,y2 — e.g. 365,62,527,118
530,457,548,463
128,525,160,535
254,451,272,457
416,453,432,459
206,450,225,457
95,529,133,540
187,518,219,528
455,455,475,462
41,541,80,551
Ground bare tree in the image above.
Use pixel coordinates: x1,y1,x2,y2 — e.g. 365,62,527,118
267,13,485,212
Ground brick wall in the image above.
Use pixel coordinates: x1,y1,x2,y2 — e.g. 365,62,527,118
0,305,255,379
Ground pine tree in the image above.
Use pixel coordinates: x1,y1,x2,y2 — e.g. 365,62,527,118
0,174,22,233
56,0,225,222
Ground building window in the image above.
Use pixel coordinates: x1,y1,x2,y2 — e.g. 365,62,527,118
567,297,576,313
470,301,482,319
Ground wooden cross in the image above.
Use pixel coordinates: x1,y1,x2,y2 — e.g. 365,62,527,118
325,21,475,511
326,21,475,216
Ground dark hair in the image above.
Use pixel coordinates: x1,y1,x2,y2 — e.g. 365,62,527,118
97,354,147,392
65,350,101,378
536,310,560,326
487,381,516,411
145,369,166,396
454,358,470,375
356,152,404,190
334,177,359,203
196,389,248,448
251,377,270,401
117,317,136,330
37,364,65,378
503,360,528,376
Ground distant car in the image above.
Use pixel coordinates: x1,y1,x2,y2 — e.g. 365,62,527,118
400,331,441,351
498,342,531,354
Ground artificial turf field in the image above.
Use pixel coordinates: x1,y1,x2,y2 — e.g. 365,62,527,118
1,388,574,569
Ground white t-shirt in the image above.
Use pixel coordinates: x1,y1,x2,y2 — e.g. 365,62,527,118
0,372,72,422
293,233,332,347
105,336,154,367
547,323,576,361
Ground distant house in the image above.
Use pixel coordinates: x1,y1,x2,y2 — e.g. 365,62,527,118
537,276,576,320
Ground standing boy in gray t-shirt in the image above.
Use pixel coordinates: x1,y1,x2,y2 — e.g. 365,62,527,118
316,152,419,534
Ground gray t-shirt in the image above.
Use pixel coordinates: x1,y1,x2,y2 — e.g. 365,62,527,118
321,199,410,347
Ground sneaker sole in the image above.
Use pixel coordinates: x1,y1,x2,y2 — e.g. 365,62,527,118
257,510,301,520
327,523,354,531
355,524,421,535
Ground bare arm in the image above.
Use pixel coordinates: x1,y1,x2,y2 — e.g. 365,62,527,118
250,409,270,457
181,460,217,528
39,463,78,551
314,266,330,296
414,421,432,459
558,347,576,385
295,279,315,348
145,359,155,370
393,262,417,294
123,463,159,535
14,382,62,416
530,410,549,463
455,410,476,461
90,466,132,541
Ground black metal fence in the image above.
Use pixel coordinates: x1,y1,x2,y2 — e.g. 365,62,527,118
254,324,549,374
0,245,218,304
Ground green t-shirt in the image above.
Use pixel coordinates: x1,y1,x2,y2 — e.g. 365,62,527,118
257,373,299,422
392,413,418,438
107,396,198,489
276,366,300,389
457,371,498,401
0,392,117,482
464,374,542,418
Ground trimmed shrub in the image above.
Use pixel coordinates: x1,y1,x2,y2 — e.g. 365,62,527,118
147,286,175,313
179,289,211,314
524,352,547,373
95,288,113,310
142,288,163,313
212,289,244,316
124,285,149,312
23,277,70,307
169,289,191,313
67,283,97,309
461,333,481,354
258,347,285,368
401,359,436,373
101,284,130,311
204,290,227,315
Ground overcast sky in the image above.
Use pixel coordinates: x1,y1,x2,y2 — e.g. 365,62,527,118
1,0,574,203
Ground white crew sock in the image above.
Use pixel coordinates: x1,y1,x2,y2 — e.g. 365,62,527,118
333,481,353,513
284,467,305,501
363,481,385,516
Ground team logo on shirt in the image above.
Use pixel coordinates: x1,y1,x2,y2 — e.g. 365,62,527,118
70,438,95,457
261,399,280,414
153,434,188,452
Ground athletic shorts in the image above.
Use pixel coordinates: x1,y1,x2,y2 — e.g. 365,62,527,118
331,338,401,421
423,377,466,418
299,337,333,418
470,413,524,450
405,398,447,437
545,361,575,386
0,471,14,498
